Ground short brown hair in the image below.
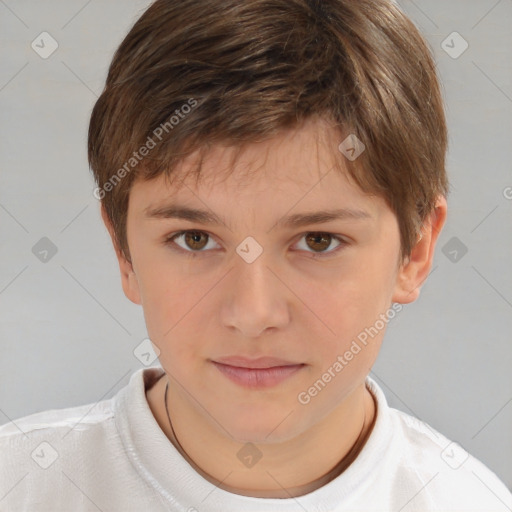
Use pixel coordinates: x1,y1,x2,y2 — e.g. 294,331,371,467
88,0,449,264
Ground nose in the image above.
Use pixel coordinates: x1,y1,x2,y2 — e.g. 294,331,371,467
221,252,290,338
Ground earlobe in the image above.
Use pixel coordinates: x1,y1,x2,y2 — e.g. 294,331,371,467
392,196,447,304
100,203,142,305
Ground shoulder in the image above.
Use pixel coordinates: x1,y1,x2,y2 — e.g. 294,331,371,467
389,406,512,510
0,367,159,468
0,369,169,510
0,396,116,464
0,395,115,439
0,395,126,510
364,377,511,510
0,396,116,480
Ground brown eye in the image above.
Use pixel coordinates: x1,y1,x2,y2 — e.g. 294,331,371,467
165,230,217,254
304,233,333,252
183,231,209,250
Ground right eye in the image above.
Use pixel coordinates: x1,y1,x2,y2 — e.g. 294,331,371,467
164,230,220,255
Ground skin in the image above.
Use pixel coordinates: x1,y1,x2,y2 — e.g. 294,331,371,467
101,115,447,498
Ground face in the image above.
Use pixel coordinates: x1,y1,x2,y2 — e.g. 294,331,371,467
104,116,442,444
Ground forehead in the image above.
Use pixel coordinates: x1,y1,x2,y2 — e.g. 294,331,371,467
128,117,385,222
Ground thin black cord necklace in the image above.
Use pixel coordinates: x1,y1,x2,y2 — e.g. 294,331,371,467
164,380,189,457
163,379,372,485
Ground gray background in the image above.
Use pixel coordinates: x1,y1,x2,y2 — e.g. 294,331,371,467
1,0,511,491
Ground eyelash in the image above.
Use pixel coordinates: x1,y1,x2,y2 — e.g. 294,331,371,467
163,230,349,259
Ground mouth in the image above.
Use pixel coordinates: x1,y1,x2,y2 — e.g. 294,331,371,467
211,359,306,389
212,355,304,369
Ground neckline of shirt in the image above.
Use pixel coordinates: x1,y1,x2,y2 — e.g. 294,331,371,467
114,366,397,512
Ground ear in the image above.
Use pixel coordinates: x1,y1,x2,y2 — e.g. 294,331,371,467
392,196,448,304
100,203,142,305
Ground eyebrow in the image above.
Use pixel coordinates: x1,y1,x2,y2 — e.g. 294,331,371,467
144,203,372,229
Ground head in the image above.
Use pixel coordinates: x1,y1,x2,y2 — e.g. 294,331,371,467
89,0,448,442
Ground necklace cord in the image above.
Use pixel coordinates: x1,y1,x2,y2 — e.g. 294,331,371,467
163,379,373,480
164,380,189,456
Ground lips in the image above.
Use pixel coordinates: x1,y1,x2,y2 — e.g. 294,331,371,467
211,357,306,389
213,356,302,369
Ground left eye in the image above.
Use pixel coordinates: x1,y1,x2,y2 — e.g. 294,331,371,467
295,232,345,257
164,231,347,258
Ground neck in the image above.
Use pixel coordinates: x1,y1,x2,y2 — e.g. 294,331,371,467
147,373,376,498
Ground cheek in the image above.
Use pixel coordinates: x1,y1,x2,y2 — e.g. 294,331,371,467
136,261,196,348
137,268,221,374
300,276,389,411
307,258,395,359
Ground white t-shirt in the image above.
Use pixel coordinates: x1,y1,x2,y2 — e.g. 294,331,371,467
1,366,510,512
